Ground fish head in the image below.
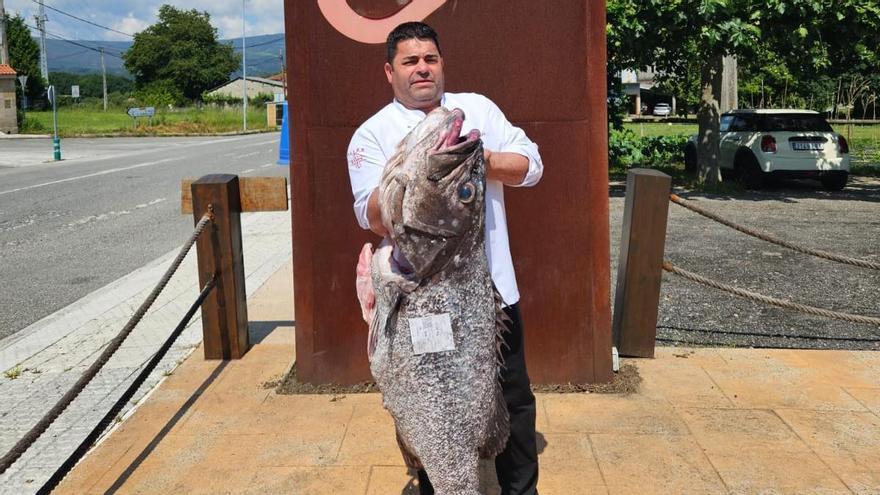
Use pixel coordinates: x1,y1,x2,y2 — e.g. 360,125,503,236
380,107,486,280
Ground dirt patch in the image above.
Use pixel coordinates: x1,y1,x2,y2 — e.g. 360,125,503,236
531,362,642,395
272,364,379,395
272,362,641,395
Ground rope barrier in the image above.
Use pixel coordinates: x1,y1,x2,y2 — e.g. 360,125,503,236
37,275,217,494
662,261,880,327
669,194,880,271
0,211,213,476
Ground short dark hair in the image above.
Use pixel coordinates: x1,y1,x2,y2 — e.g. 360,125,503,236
386,22,441,63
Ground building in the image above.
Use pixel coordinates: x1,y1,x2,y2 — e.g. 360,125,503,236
204,76,284,100
620,67,677,116
0,64,17,134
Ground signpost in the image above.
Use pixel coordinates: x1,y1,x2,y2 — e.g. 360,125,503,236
127,106,155,126
47,85,60,161
17,75,28,110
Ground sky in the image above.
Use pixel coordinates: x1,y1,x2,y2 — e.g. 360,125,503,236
4,0,285,41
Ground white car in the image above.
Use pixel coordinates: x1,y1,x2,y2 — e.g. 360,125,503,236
652,103,672,117
684,109,851,190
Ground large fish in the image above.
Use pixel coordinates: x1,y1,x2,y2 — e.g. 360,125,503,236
356,107,509,494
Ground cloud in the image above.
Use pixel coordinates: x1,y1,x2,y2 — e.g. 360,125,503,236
3,0,285,40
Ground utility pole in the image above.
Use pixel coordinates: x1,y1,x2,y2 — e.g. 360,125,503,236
279,47,287,100
720,56,738,112
99,47,107,111
241,0,247,132
35,0,48,81
0,0,9,65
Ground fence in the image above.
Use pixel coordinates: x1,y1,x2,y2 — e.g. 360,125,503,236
0,174,287,493
612,168,879,358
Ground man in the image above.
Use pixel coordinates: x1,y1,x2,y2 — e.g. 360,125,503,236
347,21,543,495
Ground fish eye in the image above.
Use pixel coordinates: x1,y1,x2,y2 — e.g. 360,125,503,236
458,183,475,203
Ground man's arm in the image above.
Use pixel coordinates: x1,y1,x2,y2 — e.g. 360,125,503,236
481,97,543,187
348,127,388,235
485,149,529,186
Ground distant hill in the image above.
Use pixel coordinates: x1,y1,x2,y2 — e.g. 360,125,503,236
44,33,286,78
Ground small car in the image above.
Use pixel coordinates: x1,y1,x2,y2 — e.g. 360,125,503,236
652,103,672,117
684,109,850,190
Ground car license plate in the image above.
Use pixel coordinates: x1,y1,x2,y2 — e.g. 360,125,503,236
791,142,823,151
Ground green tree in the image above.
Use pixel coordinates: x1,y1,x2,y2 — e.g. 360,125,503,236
123,5,239,102
608,0,880,185
6,13,46,110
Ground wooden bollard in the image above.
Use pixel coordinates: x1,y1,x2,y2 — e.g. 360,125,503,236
611,169,671,358
191,175,250,359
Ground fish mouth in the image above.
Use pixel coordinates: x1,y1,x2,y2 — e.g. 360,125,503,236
431,108,480,153
426,109,481,181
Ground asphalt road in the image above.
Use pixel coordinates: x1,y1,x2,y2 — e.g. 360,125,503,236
0,133,288,339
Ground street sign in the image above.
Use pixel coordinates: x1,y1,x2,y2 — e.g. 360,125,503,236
273,93,284,103
71,85,80,98
127,107,156,118
18,76,29,110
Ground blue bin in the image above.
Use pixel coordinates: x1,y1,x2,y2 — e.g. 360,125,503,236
277,101,290,165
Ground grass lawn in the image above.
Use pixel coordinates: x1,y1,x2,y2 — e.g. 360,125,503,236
21,105,270,137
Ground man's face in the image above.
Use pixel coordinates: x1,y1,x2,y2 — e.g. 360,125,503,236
384,38,445,112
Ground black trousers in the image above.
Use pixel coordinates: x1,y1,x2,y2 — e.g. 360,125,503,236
418,303,539,495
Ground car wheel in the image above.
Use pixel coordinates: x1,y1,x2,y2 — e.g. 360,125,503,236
821,171,848,191
736,152,765,190
684,144,697,173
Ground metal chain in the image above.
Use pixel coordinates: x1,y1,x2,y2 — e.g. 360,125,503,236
0,210,213,475
670,194,880,271
663,261,880,327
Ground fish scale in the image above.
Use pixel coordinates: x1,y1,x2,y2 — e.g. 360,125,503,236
360,107,509,494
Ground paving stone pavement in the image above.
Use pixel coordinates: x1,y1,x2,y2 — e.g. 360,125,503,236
0,207,292,495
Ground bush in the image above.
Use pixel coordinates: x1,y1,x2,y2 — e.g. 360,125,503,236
609,128,688,170
202,92,278,106
135,80,186,108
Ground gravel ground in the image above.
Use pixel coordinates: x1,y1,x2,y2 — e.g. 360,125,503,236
610,175,880,350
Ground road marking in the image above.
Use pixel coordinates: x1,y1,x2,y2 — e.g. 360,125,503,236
66,210,132,228
260,163,274,168
234,151,261,159
0,158,176,196
241,168,255,174
135,198,167,209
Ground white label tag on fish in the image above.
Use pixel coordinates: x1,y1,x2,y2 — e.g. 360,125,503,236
409,313,456,355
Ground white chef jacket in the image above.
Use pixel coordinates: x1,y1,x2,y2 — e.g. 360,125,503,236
347,92,543,306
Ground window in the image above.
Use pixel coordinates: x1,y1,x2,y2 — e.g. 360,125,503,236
759,114,832,132
720,115,734,132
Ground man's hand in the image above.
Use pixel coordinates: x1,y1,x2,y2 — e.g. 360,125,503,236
484,149,529,185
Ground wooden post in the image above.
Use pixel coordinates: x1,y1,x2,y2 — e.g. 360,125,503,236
612,169,671,358
191,175,249,359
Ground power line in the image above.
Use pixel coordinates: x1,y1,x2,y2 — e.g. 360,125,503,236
231,36,284,50
31,0,133,38
24,21,125,59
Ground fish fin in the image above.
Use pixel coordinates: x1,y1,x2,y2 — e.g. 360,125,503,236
478,388,511,459
368,288,401,363
367,306,380,362
492,284,512,375
396,426,423,470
